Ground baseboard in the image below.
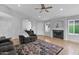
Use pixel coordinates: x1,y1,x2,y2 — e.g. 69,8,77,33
66,39,79,43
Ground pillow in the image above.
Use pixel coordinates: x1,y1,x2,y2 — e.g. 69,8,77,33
20,31,29,37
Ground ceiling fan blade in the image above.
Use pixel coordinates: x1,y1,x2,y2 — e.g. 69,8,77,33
45,6,52,9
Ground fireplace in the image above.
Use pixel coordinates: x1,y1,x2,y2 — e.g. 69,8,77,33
53,30,64,39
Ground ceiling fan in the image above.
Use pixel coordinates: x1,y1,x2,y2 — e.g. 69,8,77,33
35,4,52,13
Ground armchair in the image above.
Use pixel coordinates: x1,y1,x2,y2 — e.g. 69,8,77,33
24,29,37,40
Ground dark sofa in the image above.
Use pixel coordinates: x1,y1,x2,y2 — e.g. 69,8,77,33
19,29,37,44
24,29,37,40
19,35,36,44
0,37,17,55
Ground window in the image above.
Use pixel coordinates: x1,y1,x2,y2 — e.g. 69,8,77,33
68,20,79,35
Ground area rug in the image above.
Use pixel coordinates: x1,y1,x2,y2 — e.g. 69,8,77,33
16,40,63,55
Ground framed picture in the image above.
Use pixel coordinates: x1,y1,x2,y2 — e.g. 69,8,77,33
45,22,50,32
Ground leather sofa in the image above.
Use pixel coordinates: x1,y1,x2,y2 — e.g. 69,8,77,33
24,29,37,40
0,37,17,55
19,35,36,44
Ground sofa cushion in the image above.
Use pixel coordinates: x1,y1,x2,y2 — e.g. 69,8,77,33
0,50,17,55
0,42,12,46
0,44,14,52
0,38,11,43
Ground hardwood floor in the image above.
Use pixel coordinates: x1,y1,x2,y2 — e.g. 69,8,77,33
37,35,79,55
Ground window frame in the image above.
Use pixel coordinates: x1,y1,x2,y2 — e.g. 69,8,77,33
68,19,79,35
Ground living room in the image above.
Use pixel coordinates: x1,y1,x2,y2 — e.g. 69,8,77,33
0,4,79,55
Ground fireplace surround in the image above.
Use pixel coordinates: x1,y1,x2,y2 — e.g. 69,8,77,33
53,30,64,39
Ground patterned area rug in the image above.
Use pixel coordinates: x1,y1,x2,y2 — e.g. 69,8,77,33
16,40,63,55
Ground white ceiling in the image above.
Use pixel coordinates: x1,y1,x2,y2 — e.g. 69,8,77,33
0,11,12,18
3,4,79,21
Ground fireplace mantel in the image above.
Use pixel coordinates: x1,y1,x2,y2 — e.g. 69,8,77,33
53,28,64,30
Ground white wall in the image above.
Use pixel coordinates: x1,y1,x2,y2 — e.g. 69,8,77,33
0,5,46,38
30,20,45,35
45,20,64,37
0,5,30,38
46,15,79,43
31,20,37,34
36,22,44,35
0,5,45,37
22,20,32,30
0,16,22,38
0,14,31,38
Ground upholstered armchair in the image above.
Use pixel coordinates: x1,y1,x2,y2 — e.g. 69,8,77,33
24,29,37,40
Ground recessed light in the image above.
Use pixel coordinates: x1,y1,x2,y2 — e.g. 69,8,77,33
60,8,63,11
17,4,21,7
38,16,41,17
